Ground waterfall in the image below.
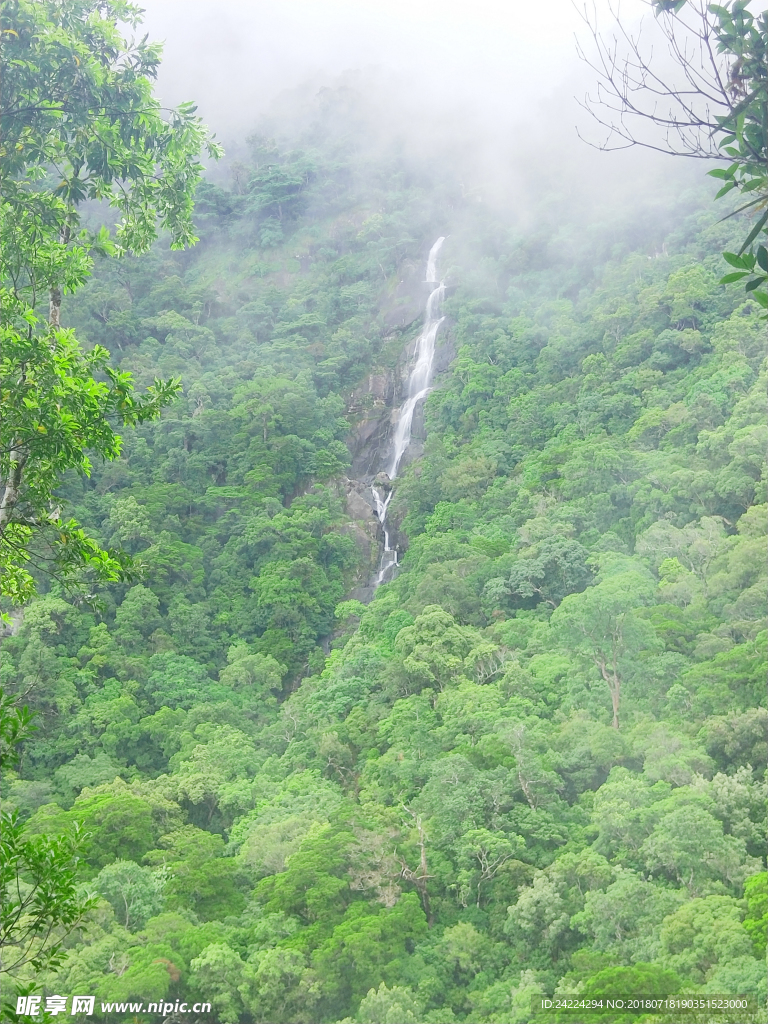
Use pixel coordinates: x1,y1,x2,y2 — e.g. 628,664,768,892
373,237,446,585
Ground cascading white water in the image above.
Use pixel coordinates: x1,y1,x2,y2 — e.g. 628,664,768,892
373,237,446,584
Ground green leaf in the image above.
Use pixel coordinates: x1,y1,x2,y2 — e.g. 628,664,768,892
719,272,750,284
744,276,766,292
738,210,768,255
652,0,687,12
717,196,767,222
707,166,736,180
722,251,751,269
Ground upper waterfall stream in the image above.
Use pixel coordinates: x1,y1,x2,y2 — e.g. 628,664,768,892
373,236,446,585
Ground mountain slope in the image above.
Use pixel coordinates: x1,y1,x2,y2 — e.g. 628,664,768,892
2,91,766,1023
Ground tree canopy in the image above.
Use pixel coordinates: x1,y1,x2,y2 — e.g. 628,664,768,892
0,4,765,1023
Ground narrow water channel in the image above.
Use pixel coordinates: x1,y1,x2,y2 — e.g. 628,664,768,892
373,236,446,585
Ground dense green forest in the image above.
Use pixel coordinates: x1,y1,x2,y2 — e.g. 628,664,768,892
2,78,767,1023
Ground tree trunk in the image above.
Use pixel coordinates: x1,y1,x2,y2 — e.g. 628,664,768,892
49,285,62,328
509,725,538,808
398,810,434,927
49,223,71,328
416,829,432,926
517,767,538,809
0,446,28,539
597,657,621,729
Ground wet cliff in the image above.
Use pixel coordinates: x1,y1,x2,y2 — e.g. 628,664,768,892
340,246,454,601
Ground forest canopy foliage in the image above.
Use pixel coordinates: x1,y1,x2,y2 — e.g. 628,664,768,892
0,0,219,602
0,5,766,1024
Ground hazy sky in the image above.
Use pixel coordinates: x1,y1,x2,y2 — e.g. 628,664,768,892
139,0,650,142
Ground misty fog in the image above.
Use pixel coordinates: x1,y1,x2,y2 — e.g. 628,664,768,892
137,0,713,256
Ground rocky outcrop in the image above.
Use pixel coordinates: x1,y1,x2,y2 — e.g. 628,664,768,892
380,260,432,330
346,319,455,477
0,606,23,638
346,371,396,478
339,476,383,603
340,251,456,600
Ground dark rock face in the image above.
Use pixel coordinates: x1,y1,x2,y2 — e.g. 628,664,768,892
346,320,455,482
340,259,455,599
347,372,397,479
339,477,384,604
345,478,378,522
380,261,434,330
433,319,456,374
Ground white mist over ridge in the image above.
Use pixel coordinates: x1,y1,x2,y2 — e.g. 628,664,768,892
140,0,650,141
139,0,706,255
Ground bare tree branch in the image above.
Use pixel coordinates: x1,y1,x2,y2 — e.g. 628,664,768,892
575,0,737,160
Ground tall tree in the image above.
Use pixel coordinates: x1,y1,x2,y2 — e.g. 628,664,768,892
0,0,220,601
550,568,659,729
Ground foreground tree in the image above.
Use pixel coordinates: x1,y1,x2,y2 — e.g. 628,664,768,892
0,0,216,1006
0,0,221,600
0,691,96,980
0,315,181,601
578,0,768,305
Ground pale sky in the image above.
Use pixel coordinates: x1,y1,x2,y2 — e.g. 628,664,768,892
138,0,650,142
137,0,768,219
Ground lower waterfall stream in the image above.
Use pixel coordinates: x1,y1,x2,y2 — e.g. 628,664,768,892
373,236,446,585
